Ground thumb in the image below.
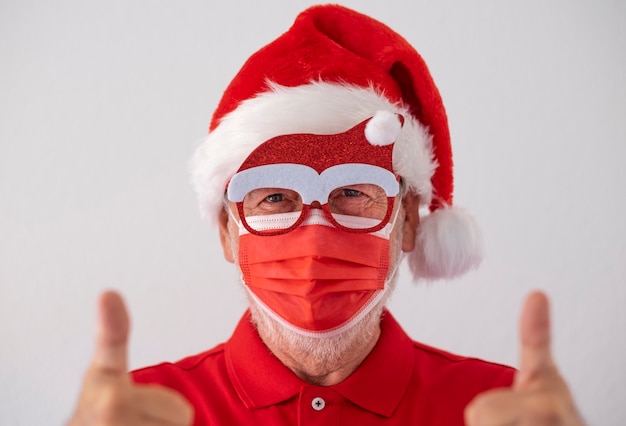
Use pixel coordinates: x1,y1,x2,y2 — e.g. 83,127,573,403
92,290,130,375
515,290,555,388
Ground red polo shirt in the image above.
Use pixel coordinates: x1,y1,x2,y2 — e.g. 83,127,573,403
132,311,514,425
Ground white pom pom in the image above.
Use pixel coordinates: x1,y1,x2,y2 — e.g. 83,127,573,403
408,206,484,280
364,110,402,146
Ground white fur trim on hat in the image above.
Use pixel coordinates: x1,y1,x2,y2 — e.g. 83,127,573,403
408,206,484,280
190,81,435,223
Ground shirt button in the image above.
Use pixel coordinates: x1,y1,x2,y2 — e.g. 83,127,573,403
311,396,326,411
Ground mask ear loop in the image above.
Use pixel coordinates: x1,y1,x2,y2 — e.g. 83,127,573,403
223,192,247,233
374,213,406,315
384,179,410,284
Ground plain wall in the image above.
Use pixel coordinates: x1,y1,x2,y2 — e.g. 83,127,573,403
1,0,625,424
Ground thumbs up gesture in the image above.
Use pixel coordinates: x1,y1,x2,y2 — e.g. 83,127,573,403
68,291,193,426
465,291,585,425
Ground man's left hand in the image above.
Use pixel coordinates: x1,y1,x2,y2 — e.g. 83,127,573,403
465,291,585,425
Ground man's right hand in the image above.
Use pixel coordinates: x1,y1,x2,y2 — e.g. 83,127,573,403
68,291,193,425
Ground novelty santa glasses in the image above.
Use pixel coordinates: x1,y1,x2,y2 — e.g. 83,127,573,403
227,163,400,236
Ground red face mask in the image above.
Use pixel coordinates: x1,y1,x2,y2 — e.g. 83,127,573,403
236,210,397,337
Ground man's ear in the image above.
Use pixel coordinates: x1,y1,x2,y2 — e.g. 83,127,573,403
401,192,420,252
218,206,235,263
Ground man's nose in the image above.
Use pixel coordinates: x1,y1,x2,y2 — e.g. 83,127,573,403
310,201,323,209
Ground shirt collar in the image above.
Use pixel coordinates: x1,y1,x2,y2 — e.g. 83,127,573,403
225,311,302,408
225,310,414,416
333,310,415,417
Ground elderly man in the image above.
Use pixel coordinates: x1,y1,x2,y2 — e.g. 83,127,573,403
69,5,584,425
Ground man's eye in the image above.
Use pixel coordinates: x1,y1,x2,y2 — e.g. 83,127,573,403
265,193,285,203
342,189,362,197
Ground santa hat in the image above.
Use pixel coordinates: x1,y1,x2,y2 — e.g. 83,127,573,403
191,5,483,280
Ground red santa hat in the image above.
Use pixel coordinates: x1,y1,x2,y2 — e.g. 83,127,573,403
191,5,483,280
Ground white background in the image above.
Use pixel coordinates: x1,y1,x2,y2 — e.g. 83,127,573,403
1,0,625,424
